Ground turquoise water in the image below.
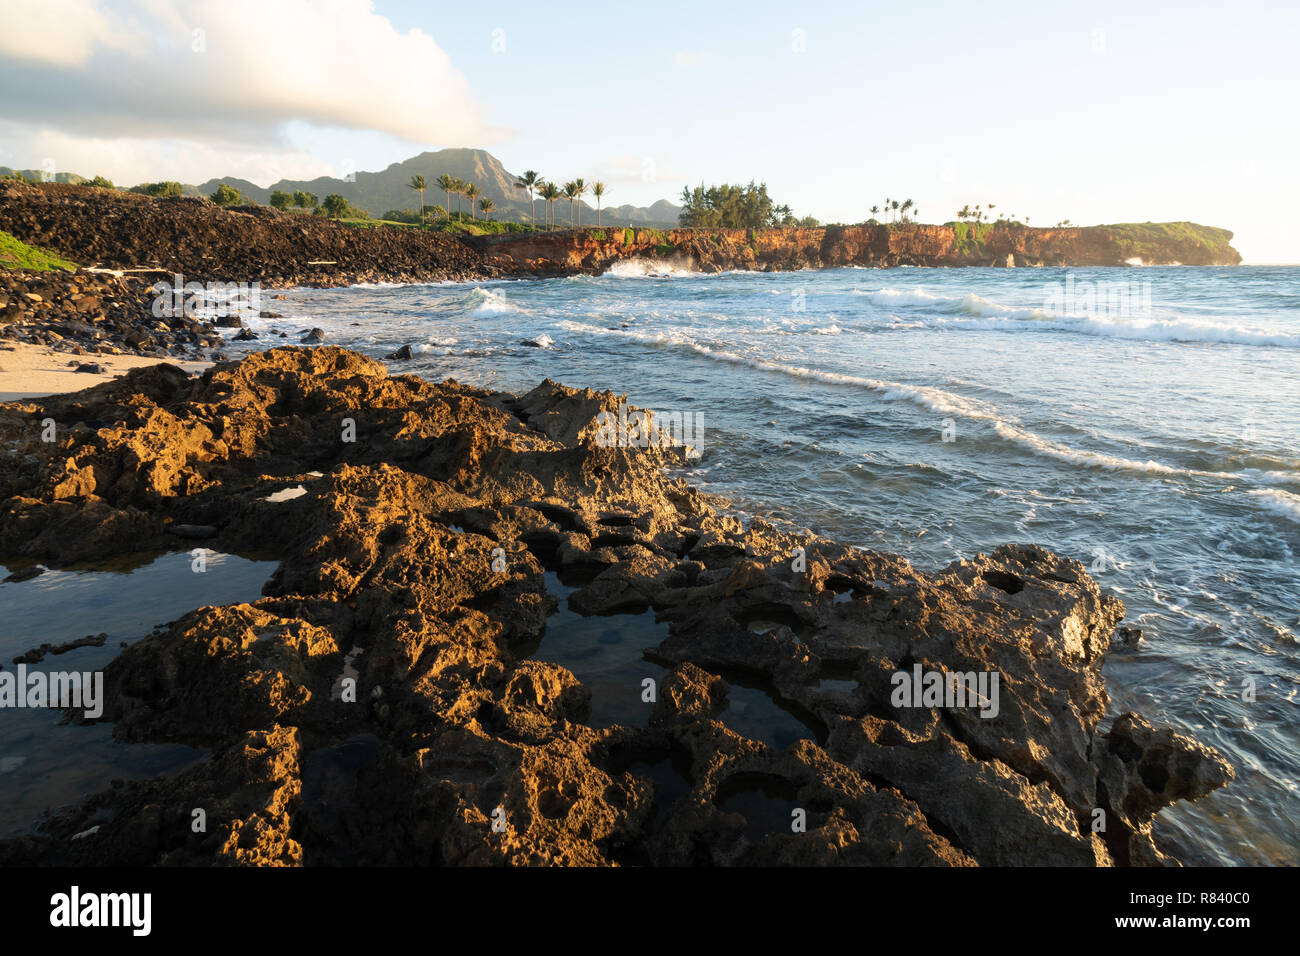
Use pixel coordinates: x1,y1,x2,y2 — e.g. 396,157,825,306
222,265,1297,864
0,551,277,835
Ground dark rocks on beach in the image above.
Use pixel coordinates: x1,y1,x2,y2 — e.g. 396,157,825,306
2,564,45,583
301,328,326,343
214,315,242,328
74,362,105,374
386,344,414,360
0,269,219,360
1116,626,1143,647
0,347,1233,867
14,632,108,665
233,328,259,341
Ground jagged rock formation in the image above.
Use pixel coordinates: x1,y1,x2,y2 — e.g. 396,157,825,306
0,348,1232,865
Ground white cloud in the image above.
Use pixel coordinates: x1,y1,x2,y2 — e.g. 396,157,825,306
672,50,709,69
0,121,335,186
0,0,504,182
591,153,684,188
0,0,132,68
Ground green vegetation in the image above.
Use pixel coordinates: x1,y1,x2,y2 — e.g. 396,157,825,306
515,170,542,231
381,208,424,225
590,229,606,240
538,182,561,230
1100,221,1237,262
320,194,368,220
87,175,114,189
408,174,429,225
678,181,809,228
130,181,184,198
210,183,247,206
950,220,994,255
623,228,635,246
0,229,77,271
271,189,319,211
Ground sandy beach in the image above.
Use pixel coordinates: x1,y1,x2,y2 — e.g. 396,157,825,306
0,341,210,402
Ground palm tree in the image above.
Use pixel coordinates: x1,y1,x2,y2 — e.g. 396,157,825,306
479,197,495,220
901,198,913,222
465,183,480,221
562,181,578,228
870,204,880,222
459,179,473,218
516,170,542,231
573,178,586,227
884,197,892,223
408,175,428,226
436,174,455,220
539,181,560,231
592,181,607,226
891,199,900,222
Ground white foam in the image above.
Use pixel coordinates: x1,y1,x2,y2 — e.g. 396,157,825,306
468,288,514,314
604,258,700,278
558,319,1272,481
862,286,1300,348
1247,489,1300,524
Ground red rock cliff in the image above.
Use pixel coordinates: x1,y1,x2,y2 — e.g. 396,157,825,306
474,221,1241,275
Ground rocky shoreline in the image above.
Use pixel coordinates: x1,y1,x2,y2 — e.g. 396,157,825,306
2,269,231,361
0,347,1233,866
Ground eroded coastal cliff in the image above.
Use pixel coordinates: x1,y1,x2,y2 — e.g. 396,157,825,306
476,221,1243,275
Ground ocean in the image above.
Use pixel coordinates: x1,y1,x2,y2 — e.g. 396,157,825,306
219,262,1300,865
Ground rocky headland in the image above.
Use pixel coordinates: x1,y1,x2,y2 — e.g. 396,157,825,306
0,347,1233,866
477,221,1243,276
0,182,1241,292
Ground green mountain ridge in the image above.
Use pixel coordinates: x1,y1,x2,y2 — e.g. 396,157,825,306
194,148,681,227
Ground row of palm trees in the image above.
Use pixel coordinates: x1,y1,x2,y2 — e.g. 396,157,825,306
405,171,609,231
515,171,608,231
871,197,919,223
957,203,1034,226
405,174,497,225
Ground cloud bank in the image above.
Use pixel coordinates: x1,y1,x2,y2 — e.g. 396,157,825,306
0,0,501,184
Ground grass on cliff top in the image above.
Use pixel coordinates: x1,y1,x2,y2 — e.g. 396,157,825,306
0,229,77,271
1097,221,1236,258
337,217,531,237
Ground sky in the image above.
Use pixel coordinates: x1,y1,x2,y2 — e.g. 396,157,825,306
1,0,1297,261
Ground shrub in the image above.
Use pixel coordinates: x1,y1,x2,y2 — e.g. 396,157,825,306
131,181,184,198
211,183,246,206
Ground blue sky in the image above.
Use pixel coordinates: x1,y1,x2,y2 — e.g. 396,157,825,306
2,0,1296,260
